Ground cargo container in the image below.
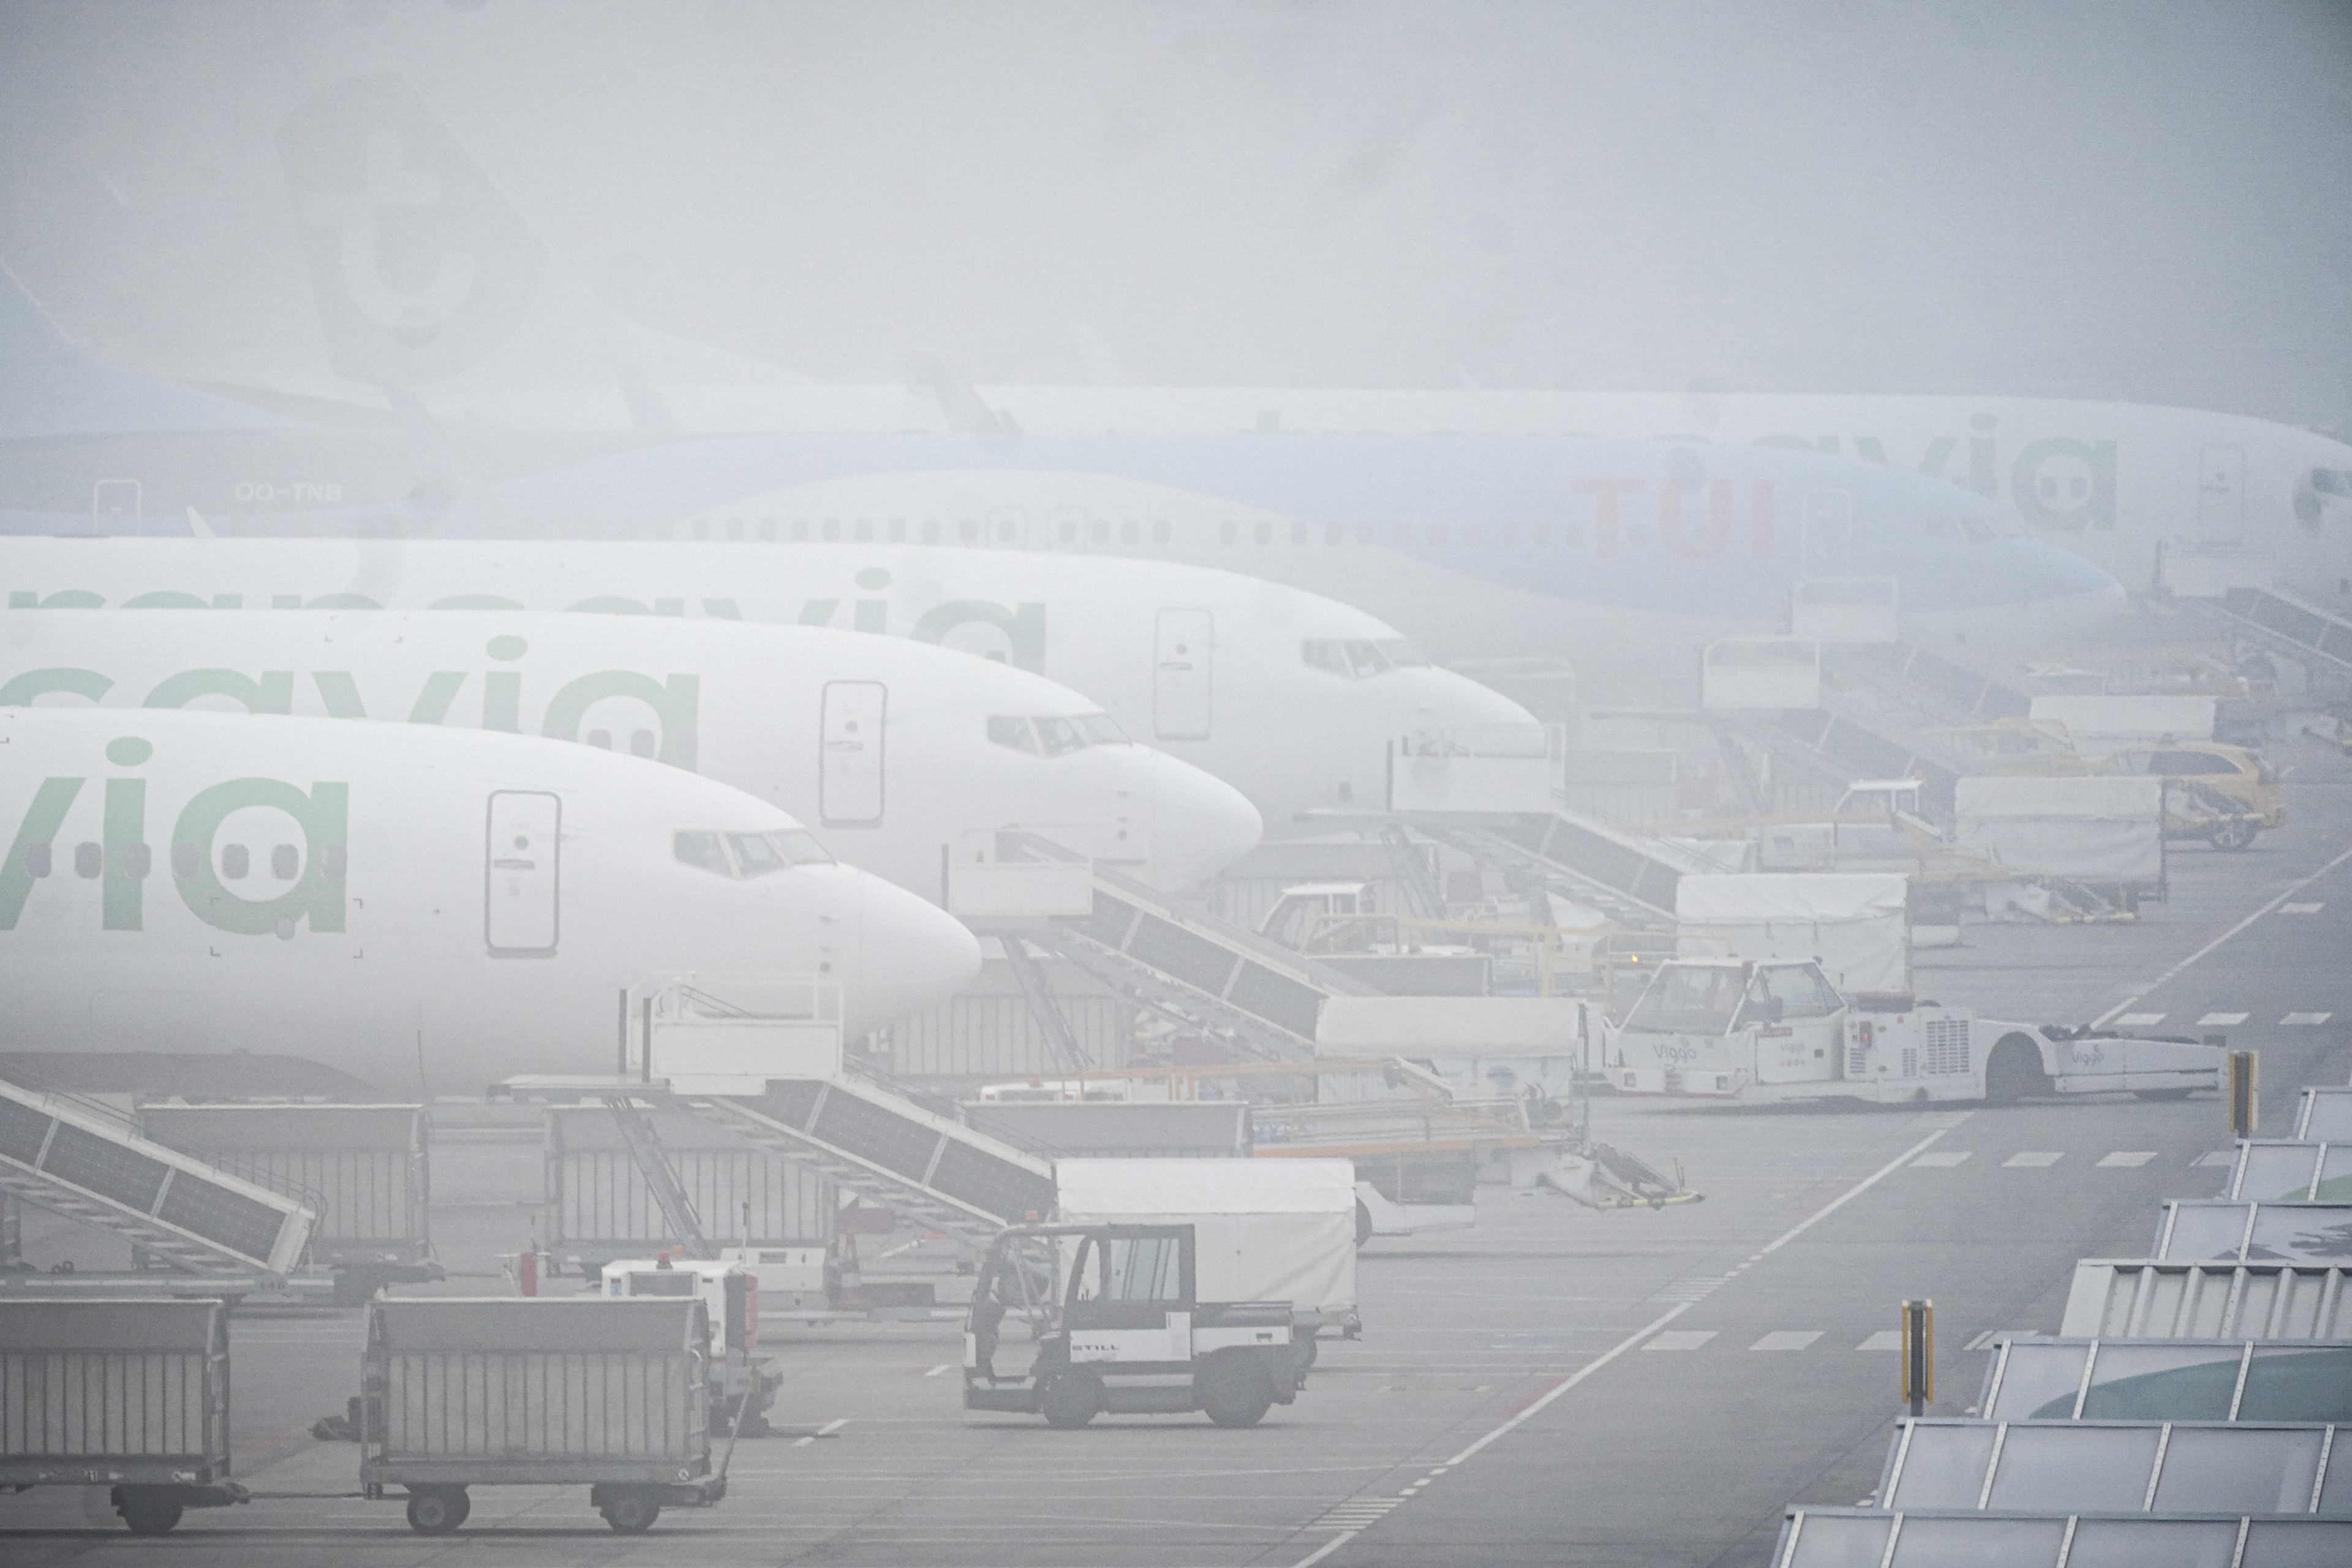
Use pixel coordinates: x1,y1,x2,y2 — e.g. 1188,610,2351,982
543,1105,833,1272
137,1102,436,1300
360,1296,731,1534
0,1298,246,1534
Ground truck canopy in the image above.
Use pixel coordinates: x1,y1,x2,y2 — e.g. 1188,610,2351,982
1675,873,1908,995
2028,694,2218,748
1052,1158,1356,1317
1953,775,2165,884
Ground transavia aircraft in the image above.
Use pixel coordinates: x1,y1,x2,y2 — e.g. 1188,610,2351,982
0,707,981,1090
0,611,1261,895
2,541,1534,829
956,388,2352,604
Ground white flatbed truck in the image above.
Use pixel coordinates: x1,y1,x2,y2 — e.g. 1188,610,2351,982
1600,958,2222,1104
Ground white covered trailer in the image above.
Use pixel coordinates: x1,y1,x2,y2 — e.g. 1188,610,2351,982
1601,958,2221,1105
1675,873,1909,996
2029,694,2219,750
1953,775,2166,890
1052,1158,1359,1342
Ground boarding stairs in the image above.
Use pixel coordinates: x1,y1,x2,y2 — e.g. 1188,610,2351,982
0,1076,314,1276
1406,808,1703,927
989,834,1384,1063
2184,587,2352,680
677,1082,1055,1244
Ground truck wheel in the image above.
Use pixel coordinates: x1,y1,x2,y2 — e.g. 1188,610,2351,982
1199,1354,1276,1428
1983,1036,2048,1104
404,1486,469,1535
1039,1370,1103,1429
601,1489,661,1534
116,1490,183,1536
1355,1199,1373,1247
1293,1333,1320,1373
2209,820,2258,850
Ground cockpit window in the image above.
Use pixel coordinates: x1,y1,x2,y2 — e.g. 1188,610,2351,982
1303,637,1433,679
987,716,1041,754
675,828,833,878
989,714,1128,755
2312,469,2352,499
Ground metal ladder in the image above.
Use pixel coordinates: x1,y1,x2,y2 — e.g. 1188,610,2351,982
600,1096,712,1257
999,938,1091,1072
2188,587,2352,679
1407,809,1696,927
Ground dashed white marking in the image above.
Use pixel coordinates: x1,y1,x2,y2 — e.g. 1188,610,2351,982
1441,1120,1961,1472
2003,1152,2065,1168
1643,1330,1717,1351
2282,1012,2334,1027
1291,1529,1361,1567
2197,1011,2250,1027
2195,1150,2238,1167
1648,1275,1726,1304
1856,1330,1902,1351
818,1418,847,1434
2280,902,2326,915
2114,1012,2167,1027
1750,1330,1823,1351
923,1362,954,1377
2094,843,2352,1027
2098,1151,2157,1168
1910,1151,1972,1168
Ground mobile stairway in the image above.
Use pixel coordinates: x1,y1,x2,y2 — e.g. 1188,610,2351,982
498,978,1057,1253
0,1075,315,1283
2184,586,2352,682
968,834,1389,1064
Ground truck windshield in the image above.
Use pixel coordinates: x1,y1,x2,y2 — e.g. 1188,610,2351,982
1623,967,1747,1035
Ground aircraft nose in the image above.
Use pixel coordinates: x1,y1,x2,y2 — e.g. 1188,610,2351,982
1412,669,1544,732
1142,749,1264,889
826,866,981,1035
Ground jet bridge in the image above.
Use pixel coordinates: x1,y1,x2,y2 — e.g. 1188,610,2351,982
0,1076,314,1278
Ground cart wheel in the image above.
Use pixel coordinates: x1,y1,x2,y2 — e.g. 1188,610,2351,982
2209,819,2259,851
600,1489,662,1534
1039,1370,1103,1429
117,1491,183,1536
1199,1353,1275,1428
1293,1333,1320,1373
1983,1036,2047,1104
1354,1199,1373,1247
404,1485,469,1535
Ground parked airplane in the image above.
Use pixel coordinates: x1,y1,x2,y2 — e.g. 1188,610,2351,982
2,541,1534,828
0,706,981,1090
0,611,1261,894
963,388,2352,603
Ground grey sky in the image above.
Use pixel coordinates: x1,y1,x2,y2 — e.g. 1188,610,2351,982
2,0,2347,423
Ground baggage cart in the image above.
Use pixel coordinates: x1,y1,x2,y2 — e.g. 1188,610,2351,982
359,1296,734,1534
0,1298,246,1534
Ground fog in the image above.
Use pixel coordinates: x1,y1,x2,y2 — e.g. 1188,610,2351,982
2,0,2348,423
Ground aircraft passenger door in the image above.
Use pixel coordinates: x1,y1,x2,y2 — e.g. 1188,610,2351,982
485,791,560,957
1801,490,1853,577
2198,443,2247,544
820,680,886,826
1153,608,1213,741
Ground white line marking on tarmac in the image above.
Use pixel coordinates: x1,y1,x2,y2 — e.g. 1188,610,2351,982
1911,1151,1972,1167
2098,1151,2157,1167
924,1362,954,1376
2095,842,2352,1026
1435,1118,1961,1479
1751,1331,1823,1351
2114,1012,2166,1027
1290,1530,1360,1568
2198,1012,2250,1026
819,1419,847,1433
2003,1152,2064,1167
1857,1330,1902,1351
1643,1330,1717,1351
2282,1012,2334,1026
2280,902,2326,914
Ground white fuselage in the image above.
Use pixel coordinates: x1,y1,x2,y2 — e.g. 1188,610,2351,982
0,541,1537,832
955,389,2352,601
0,611,1260,895
0,707,980,1090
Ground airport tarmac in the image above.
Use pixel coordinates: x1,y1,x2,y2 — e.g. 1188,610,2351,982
4,729,2350,1566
